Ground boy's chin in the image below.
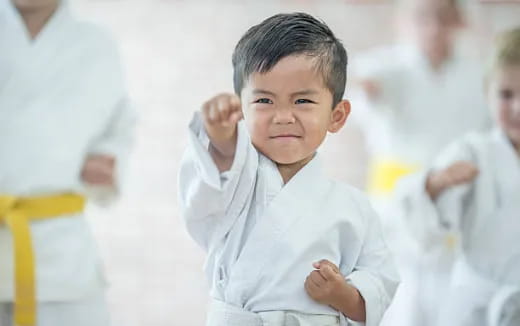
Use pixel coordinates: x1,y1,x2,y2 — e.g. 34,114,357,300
272,157,302,165
268,152,314,166
254,144,315,166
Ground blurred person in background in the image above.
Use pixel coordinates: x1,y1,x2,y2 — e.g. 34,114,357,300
0,0,135,325
353,0,490,199
398,26,520,326
350,0,490,325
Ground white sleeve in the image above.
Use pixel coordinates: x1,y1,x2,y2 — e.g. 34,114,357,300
351,48,404,111
177,112,258,251
85,97,137,205
396,138,477,249
345,199,400,326
488,285,520,326
82,32,137,205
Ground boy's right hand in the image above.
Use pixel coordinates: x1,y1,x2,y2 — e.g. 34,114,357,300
426,161,479,200
201,93,243,170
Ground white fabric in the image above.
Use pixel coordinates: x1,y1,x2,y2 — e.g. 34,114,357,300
398,129,520,326
351,44,490,166
352,44,492,326
488,286,520,326
207,299,340,326
0,291,110,326
178,113,399,326
0,0,135,301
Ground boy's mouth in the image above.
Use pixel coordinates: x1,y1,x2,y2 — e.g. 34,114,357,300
270,134,302,139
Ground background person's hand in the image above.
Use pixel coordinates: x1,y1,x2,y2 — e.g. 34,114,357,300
426,161,479,200
81,154,116,186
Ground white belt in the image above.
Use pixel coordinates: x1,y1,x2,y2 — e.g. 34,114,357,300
207,299,343,326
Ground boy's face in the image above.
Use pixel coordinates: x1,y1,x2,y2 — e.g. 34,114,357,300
240,55,349,165
488,65,520,148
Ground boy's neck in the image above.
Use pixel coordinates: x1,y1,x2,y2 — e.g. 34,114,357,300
18,4,59,39
276,153,315,184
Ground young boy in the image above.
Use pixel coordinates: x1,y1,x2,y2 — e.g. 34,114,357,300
0,0,135,325
398,27,520,326
178,13,398,326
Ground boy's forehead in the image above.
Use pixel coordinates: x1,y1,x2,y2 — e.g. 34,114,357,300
244,55,328,94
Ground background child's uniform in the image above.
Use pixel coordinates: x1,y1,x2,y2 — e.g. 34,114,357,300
397,129,520,326
178,113,399,326
351,43,491,326
0,0,135,325
0,295,111,326
352,44,490,195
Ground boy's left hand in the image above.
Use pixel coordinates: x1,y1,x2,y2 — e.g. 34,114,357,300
81,154,116,186
304,259,346,306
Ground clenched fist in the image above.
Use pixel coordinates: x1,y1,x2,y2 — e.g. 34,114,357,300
426,161,479,200
81,154,116,186
201,93,243,171
304,259,366,322
305,259,345,306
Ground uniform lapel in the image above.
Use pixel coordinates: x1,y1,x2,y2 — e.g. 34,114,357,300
227,154,329,301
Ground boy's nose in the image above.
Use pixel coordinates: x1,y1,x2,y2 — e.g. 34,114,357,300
273,107,296,124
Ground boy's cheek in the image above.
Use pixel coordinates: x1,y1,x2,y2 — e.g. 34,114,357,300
249,117,270,139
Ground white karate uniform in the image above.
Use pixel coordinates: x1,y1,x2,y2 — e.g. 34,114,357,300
0,293,110,326
178,113,399,326
398,129,520,326
0,0,135,324
352,44,490,167
351,44,491,326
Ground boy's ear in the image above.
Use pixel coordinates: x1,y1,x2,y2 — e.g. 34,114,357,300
328,99,350,133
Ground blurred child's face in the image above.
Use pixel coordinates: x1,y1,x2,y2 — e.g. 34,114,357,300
241,55,349,165
488,65,520,148
408,0,461,63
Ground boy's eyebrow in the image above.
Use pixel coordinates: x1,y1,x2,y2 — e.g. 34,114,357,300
252,89,276,96
291,89,319,96
252,89,320,96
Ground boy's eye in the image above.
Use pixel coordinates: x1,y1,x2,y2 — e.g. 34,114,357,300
500,89,513,100
254,98,273,104
295,99,315,104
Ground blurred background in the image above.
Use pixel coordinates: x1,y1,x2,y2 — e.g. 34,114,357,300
70,1,520,325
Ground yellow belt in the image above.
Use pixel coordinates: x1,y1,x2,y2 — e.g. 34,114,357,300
0,194,85,326
368,158,420,195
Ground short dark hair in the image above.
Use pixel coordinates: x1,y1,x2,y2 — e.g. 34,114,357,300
232,12,348,107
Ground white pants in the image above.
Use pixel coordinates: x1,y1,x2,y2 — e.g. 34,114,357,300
0,292,110,326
